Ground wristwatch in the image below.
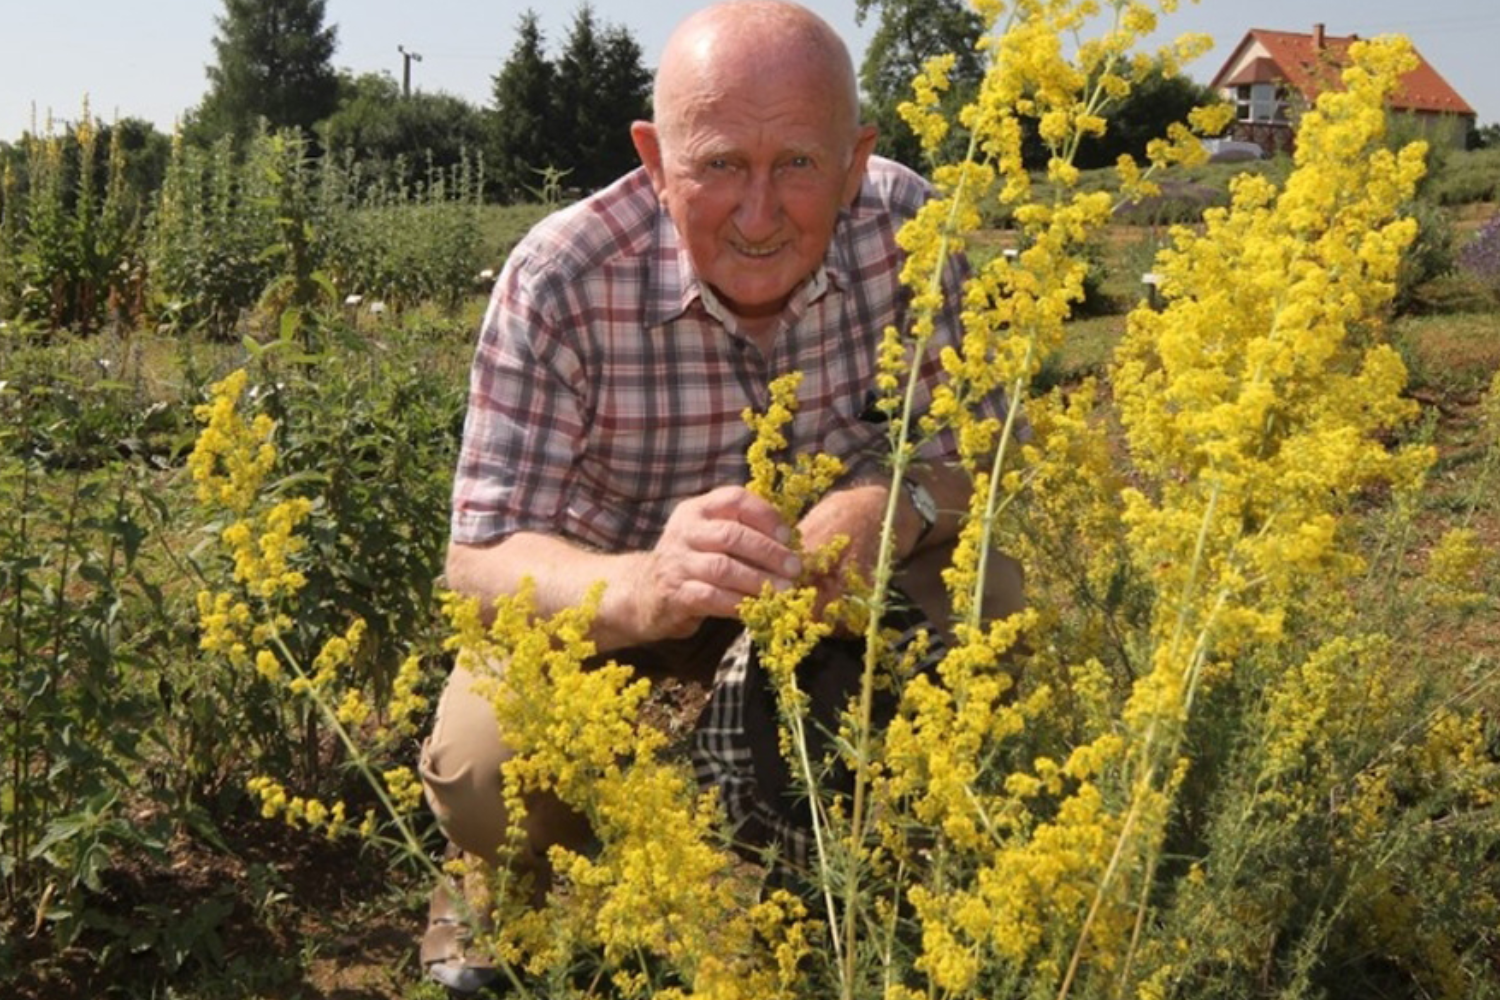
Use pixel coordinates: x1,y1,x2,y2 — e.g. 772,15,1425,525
900,475,938,549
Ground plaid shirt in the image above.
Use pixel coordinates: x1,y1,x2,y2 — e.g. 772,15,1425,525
451,156,998,549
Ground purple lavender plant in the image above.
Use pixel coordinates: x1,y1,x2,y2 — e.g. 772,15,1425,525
1458,212,1500,300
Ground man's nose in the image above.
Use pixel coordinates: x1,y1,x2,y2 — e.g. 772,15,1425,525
734,171,782,240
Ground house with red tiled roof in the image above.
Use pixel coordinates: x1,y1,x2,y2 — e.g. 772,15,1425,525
1209,24,1477,153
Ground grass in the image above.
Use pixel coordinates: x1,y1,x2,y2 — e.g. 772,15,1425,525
1397,311,1500,402
476,202,556,269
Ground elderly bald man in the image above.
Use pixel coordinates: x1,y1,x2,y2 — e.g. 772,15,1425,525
419,1,1020,992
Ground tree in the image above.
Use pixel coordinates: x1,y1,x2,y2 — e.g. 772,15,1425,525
320,71,486,184
551,5,605,190
489,5,650,200
194,0,340,145
592,25,653,183
1073,63,1221,170
552,5,651,191
488,10,557,201
855,0,987,169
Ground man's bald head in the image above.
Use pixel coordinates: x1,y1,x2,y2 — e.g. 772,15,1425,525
652,1,862,151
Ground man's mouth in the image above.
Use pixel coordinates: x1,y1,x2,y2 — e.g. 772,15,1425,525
733,240,783,258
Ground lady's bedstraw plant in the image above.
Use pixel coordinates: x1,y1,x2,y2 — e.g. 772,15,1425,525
189,369,430,852
447,583,815,1000
435,372,843,998
733,11,1489,1000
821,1,1225,995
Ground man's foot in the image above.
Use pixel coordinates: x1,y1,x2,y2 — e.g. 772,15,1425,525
421,875,502,996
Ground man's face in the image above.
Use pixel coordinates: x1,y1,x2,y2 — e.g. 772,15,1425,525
634,74,875,324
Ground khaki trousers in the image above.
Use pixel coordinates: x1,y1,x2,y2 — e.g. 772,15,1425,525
418,541,1023,890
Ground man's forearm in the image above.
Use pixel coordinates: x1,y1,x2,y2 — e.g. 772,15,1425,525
444,534,651,652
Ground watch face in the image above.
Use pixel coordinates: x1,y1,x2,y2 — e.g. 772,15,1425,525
905,477,937,526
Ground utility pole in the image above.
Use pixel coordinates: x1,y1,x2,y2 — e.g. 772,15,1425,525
397,44,423,97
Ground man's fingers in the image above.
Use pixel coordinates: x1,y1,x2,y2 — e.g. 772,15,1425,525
699,519,802,580
698,485,793,544
675,488,799,580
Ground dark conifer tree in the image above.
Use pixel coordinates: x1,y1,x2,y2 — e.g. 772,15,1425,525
195,0,340,145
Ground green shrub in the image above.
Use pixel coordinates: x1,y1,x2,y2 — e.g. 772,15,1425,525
146,131,287,339
319,151,487,314
266,331,466,689
1429,146,1500,206
1394,198,1458,314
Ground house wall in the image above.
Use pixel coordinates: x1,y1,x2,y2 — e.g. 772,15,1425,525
1401,111,1476,149
1214,35,1476,155
1226,120,1294,156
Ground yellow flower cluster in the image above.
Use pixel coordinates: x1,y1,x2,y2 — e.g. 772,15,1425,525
899,53,959,153
188,370,279,516
246,774,351,839
743,370,846,529
382,653,430,739
1423,527,1487,610
1115,36,1434,658
293,617,367,696
444,585,793,997
997,379,1133,662
189,372,311,606
862,18,1460,1000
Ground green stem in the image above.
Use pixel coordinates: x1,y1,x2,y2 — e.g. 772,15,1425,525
966,350,1036,632
5,459,36,905
839,145,979,1000
782,677,846,973
1056,489,1229,1000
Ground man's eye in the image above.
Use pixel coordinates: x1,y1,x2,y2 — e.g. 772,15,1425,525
706,158,733,171
786,156,813,169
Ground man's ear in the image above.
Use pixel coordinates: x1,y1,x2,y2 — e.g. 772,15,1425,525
631,121,668,198
841,124,879,206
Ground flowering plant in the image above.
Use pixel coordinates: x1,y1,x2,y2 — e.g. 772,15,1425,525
189,368,432,846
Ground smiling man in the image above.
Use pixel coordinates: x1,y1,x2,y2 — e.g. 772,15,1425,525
419,1,1019,993
630,6,876,346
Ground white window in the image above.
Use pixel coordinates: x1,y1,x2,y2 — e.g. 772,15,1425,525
1236,84,1287,123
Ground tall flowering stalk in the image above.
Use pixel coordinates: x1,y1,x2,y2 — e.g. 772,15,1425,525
729,10,1490,1000
1059,35,1435,994
189,369,430,850
847,1,1224,994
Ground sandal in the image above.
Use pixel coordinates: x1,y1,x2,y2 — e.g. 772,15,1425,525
421,876,503,996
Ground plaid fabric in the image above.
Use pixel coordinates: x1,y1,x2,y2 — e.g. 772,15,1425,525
691,597,948,874
451,158,1001,549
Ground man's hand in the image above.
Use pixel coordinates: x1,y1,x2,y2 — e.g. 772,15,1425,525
627,485,803,641
796,465,962,618
795,482,892,615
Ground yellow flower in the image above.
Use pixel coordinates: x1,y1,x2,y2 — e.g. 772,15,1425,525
254,648,282,682
1424,527,1488,610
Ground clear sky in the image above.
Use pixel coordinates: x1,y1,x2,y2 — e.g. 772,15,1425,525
6,0,1497,143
